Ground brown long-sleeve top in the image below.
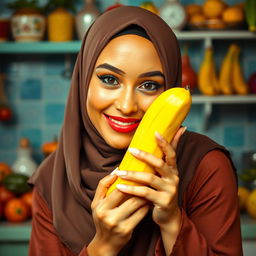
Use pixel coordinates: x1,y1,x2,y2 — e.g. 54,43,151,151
29,150,243,256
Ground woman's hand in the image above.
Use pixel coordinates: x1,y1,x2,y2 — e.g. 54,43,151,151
88,172,150,256
115,126,186,228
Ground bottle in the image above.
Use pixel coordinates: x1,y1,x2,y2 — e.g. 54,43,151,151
12,138,38,177
75,0,100,40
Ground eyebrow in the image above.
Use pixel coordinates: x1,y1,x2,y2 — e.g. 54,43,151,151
138,71,164,79
96,63,165,79
96,63,125,75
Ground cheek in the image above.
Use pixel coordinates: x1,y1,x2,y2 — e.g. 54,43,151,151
87,80,111,114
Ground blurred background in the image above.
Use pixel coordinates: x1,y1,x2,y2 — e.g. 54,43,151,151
0,0,255,255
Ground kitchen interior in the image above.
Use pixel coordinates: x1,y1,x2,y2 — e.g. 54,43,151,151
0,0,256,255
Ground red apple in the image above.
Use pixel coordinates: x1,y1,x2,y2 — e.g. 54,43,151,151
248,72,256,94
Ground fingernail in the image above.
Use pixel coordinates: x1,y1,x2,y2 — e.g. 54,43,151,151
182,126,187,134
110,167,119,175
155,131,164,141
128,147,140,156
116,184,127,190
115,170,127,176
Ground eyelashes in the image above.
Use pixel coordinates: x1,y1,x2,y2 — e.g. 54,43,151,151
96,74,164,92
97,74,119,86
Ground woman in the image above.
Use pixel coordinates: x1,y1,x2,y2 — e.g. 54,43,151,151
28,6,242,256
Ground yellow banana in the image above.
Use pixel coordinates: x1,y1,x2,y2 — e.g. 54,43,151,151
219,44,237,95
232,45,249,95
210,53,221,94
107,87,192,196
198,47,218,96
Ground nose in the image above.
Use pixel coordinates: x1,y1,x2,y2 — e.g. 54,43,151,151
115,87,138,115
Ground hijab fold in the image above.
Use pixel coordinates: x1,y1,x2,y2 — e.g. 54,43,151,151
29,6,181,254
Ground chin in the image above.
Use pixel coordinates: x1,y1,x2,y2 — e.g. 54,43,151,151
105,137,132,150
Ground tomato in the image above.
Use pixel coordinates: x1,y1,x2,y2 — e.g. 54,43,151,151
0,106,12,121
4,198,29,222
0,162,12,183
0,186,15,204
21,191,33,216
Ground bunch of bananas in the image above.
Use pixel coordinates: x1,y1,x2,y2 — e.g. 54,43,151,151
198,43,249,95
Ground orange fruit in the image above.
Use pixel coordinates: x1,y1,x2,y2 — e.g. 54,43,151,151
222,6,244,24
140,2,159,15
21,191,33,217
202,0,227,19
207,18,226,29
4,198,29,222
185,4,202,20
246,189,256,219
238,186,250,211
0,186,15,204
189,13,206,27
41,140,58,155
0,162,12,183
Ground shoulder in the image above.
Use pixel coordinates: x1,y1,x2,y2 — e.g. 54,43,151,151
28,152,56,209
186,149,238,206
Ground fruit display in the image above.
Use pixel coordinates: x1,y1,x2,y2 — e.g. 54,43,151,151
0,162,12,183
107,87,192,195
41,137,58,157
0,162,33,223
238,186,250,211
186,0,246,30
245,189,256,219
219,43,249,95
248,71,256,94
140,1,159,15
198,43,249,96
0,73,12,122
245,0,256,31
181,45,198,90
198,47,220,95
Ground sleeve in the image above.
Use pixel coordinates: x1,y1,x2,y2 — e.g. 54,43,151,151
29,189,89,256
155,150,243,256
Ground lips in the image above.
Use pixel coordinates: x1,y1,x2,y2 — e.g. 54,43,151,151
104,114,141,133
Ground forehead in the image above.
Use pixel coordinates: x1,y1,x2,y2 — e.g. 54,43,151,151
95,34,162,68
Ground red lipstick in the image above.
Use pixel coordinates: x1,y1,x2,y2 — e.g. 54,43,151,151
104,114,141,133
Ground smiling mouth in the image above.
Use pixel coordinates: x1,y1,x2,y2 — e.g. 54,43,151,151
104,114,141,133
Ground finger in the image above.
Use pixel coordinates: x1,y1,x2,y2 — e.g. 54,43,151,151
103,188,129,209
116,183,158,202
128,148,174,178
114,196,148,220
115,170,175,191
93,173,117,205
117,184,176,210
119,204,150,232
155,132,176,168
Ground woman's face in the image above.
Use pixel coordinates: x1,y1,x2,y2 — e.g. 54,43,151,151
87,34,165,149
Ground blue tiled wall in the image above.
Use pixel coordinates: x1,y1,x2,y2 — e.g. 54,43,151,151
0,0,255,174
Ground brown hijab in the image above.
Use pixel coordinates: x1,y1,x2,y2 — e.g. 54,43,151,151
29,6,181,255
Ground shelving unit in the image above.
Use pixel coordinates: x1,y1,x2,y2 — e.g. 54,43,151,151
0,30,255,54
0,214,255,256
192,95,256,130
0,30,255,131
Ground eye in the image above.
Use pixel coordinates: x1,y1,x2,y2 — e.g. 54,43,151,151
97,74,119,86
138,81,163,92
